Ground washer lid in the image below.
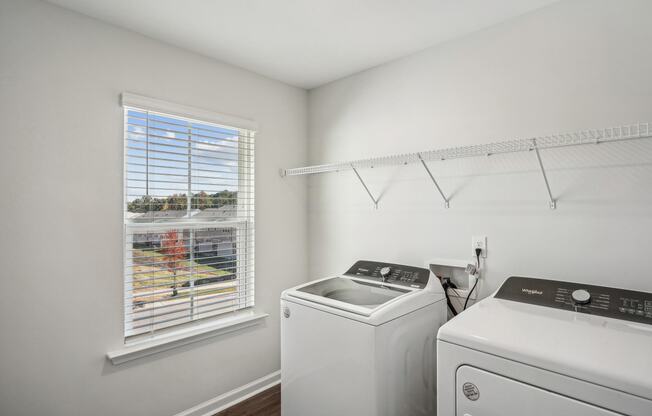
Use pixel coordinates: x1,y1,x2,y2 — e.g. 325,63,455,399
289,276,412,316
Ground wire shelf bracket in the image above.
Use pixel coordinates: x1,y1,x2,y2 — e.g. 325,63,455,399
351,165,379,209
417,153,449,208
531,139,557,209
280,122,652,210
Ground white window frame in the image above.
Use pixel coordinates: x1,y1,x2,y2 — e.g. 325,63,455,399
114,93,263,359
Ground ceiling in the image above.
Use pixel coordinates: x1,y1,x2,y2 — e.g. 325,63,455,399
45,0,558,89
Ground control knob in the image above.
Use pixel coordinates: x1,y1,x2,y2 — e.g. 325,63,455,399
380,267,391,282
572,289,591,305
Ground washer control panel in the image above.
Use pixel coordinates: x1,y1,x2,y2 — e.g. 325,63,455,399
344,260,429,289
495,276,652,325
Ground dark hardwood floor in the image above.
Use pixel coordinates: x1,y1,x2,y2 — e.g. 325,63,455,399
214,384,280,416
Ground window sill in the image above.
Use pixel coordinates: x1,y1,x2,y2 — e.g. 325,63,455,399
107,310,268,365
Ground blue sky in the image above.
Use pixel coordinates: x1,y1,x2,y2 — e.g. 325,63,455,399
125,109,252,203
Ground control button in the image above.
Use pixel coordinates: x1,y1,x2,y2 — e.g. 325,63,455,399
572,289,591,305
619,307,626,313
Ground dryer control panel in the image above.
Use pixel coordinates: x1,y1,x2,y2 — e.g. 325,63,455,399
344,260,430,289
495,276,652,325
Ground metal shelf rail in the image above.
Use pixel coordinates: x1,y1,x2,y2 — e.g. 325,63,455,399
280,123,652,209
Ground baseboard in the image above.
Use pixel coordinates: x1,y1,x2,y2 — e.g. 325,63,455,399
174,370,281,416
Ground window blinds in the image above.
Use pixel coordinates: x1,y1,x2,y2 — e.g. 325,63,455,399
123,104,255,338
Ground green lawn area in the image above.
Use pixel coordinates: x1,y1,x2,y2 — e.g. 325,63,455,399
131,249,235,304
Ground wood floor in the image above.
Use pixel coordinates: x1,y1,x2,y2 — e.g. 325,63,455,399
214,384,280,416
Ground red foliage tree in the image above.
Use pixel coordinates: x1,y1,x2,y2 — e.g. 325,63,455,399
161,230,187,297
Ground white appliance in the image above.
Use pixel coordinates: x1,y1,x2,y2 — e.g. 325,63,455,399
438,276,652,416
281,260,447,416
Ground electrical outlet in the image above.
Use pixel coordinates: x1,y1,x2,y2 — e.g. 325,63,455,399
472,236,487,258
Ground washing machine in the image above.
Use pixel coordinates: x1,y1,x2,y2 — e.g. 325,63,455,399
437,275,652,416
281,260,447,416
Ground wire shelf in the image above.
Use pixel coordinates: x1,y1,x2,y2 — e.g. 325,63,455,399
281,123,651,176
280,122,652,210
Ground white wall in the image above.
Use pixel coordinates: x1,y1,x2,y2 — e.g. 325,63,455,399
0,1,307,415
307,0,652,296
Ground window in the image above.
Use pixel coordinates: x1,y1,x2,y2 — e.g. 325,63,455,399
123,95,255,339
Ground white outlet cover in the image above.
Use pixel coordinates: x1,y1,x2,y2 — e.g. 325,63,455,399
472,236,487,258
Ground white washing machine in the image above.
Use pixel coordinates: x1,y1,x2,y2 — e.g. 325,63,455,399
437,276,652,416
281,260,447,416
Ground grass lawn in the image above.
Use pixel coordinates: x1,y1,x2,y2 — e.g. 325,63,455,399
131,249,235,305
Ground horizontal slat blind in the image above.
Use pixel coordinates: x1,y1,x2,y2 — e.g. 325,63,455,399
124,106,255,339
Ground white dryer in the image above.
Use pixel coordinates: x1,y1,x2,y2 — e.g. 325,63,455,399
437,276,652,416
281,260,447,416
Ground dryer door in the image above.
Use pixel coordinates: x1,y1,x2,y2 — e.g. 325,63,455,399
456,366,623,416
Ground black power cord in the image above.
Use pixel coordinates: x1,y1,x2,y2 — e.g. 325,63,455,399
464,248,482,310
438,276,458,316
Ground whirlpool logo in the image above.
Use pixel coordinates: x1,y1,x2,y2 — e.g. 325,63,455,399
522,288,543,296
